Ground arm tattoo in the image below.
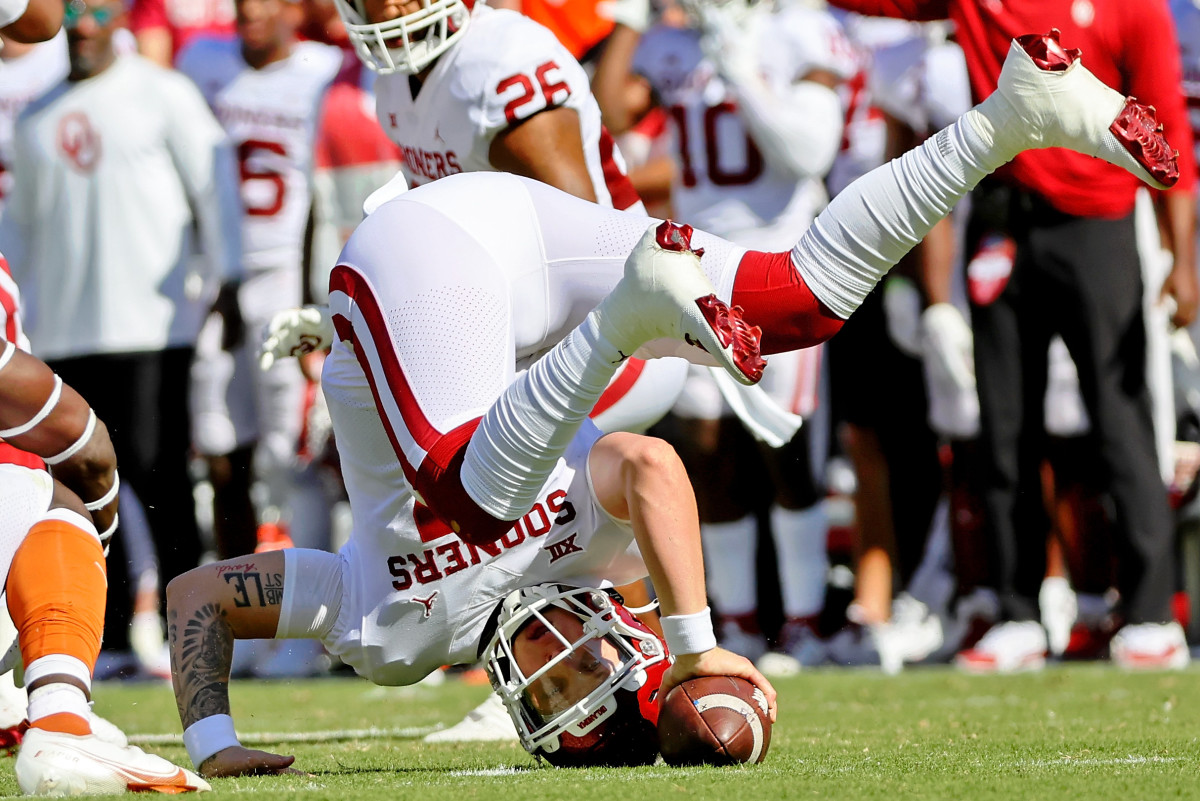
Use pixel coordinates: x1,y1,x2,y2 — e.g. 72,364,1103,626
172,602,235,728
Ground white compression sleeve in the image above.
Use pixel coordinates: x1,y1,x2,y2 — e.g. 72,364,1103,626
791,108,1009,319
460,313,623,520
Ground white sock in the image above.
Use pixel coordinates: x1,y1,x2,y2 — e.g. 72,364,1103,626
27,683,89,726
770,504,829,619
701,515,758,617
461,313,624,520
792,107,1011,319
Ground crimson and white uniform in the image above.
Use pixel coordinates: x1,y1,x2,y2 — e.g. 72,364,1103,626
0,32,67,218
178,40,341,465
279,173,751,682
373,4,684,435
634,7,855,249
635,6,853,427
375,5,640,209
281,416,647,684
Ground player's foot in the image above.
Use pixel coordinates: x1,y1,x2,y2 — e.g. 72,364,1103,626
597,221,765,385
1039,576,1077,657
873,594,944,675
757,618,827,677
1110,621,1189,670
955,620,1047,674
423,692,518,743
15,728,210,795
979,29,1179,188
254,522,294,553
717,618,768,663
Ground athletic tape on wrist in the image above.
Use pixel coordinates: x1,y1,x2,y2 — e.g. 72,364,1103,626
84,470,119,512
43,409,97,466
184,714,241,769
660,607,717,655
0,375,61,438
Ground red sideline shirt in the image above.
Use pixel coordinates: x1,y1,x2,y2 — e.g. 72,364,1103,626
128,0,235,63
830,0,1197,218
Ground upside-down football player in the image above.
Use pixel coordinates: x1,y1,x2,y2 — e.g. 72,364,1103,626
167,30,1182,776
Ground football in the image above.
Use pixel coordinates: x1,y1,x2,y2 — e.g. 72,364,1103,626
657,676,772,766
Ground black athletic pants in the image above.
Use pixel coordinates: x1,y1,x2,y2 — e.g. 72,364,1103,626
48,347,201,651
968,182,1174,625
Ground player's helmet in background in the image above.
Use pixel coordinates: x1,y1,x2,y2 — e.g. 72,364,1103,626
483,584,670,767
333,0,474,74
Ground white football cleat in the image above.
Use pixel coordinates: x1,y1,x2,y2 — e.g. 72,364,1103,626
423,692,518,743
15,727,210,795
1110,621,1189,671
955,620,1048,674
977,29,1179,189
597,221,765,385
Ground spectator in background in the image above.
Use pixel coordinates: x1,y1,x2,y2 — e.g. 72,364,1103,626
829,0,1199,671
0,0,243,672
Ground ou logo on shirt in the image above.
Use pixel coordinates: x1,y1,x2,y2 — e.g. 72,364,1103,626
57,112,102,173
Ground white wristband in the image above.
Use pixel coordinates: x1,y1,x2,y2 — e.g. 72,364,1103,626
660,607,717,655
183,714,240,769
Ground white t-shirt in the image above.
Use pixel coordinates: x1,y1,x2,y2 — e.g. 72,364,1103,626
0,54,242,360
0,31,67,218
375,5,643,212
178,38,342,274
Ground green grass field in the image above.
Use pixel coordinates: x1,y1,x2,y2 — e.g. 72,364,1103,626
4,666,1198,799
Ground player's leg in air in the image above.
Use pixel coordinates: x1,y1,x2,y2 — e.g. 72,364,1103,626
260,30,1178,559
0,338,208,794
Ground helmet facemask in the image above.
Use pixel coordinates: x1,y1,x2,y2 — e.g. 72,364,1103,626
332,0,471,75
483,585,669,767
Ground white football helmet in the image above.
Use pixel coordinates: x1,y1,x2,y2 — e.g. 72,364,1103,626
482,584,670,767
332,0,473,75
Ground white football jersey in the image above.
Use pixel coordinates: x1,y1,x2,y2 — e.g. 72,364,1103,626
323,348,647,685
634,7,856,248
0,34,68,219
178,39,342,273
374,5,643,212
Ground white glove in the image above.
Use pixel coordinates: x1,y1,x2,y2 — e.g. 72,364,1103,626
920,303,979,438
882,275,923,358
259,305,335,370
698,5,758,83
597,0,650,32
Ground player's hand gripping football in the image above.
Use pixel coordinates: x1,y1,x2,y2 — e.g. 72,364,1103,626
659,647,777,723
259,305,336,370
200,745,303,779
